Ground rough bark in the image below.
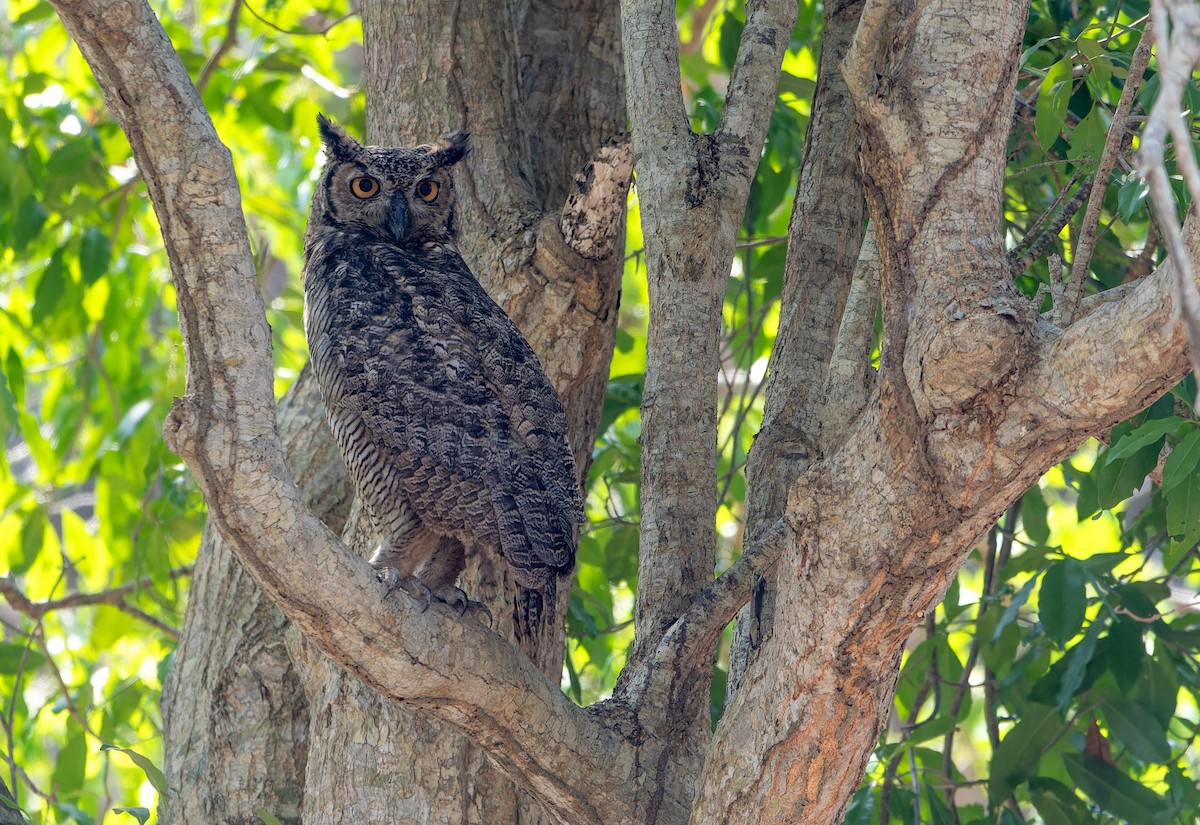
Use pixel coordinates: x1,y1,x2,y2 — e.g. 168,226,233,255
728,0,868,694
49,0,1200,823
118,0,626,820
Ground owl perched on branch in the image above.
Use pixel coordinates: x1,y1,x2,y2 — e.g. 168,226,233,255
302,116,583,647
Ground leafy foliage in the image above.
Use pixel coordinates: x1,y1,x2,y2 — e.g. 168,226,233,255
1,0,1198,823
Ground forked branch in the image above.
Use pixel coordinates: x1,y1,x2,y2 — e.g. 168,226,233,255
48,0,632,820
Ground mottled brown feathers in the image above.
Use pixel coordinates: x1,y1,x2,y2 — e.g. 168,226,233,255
302,117,583,643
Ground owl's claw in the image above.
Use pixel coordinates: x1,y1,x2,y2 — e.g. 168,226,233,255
378,570,434,612
433,586,493,626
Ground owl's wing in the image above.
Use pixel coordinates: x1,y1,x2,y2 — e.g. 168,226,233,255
345,245,582,582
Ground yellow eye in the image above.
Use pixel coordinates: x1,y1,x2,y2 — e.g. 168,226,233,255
416,180,439,202
350,176,379,198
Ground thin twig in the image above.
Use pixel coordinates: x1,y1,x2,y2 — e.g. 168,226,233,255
196,0,241,94
241,0,359,36
0,566,192,625
1060,22,1154,324
1008,176,1092,277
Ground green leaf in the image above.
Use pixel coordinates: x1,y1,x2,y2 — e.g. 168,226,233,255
113,399,155,445
1165,468,1200,544
718,13,744,70
841,787,875,825
1117,171,1150,221
11,194,47,252
1062,754,1168,819
31,246,67,326
1104,616,1145,692
1036,57,1073,150
1106,416,1185,460
925,786,956,825
990,703,1061,804
598,375,642,434
255,809,284,825
1163,427,1200,493
15,1,56,24
1057,618,1105,709
1040,558,1086,644
52,729,87,797
112,808,150,824
1021,487,1051,545
0,642,46,674
79,226,111,285
100,744,169,797
710,665,727,730
17,506,47,574
1134,656,1178,729
1066,105,1106,162
993,574,1039,643
0,365,18,432
3,348,24,409
1096,436,1159,508
1100,698,1172,763
777,71,815,100
1029,777,1098,825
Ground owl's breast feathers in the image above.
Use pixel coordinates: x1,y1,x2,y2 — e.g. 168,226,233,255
304,230,583,585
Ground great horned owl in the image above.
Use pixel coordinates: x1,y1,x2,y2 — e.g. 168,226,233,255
302,116,583,643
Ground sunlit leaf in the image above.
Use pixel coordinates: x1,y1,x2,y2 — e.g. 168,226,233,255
1162,427,1200,493
31,246,68,326
1106,416,1185,461
101,744,169,797
1035,57,1073,150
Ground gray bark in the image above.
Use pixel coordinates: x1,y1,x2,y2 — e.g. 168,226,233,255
157,0,628,821
47,0,1200,823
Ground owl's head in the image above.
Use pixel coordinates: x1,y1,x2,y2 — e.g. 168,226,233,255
309,115,469,248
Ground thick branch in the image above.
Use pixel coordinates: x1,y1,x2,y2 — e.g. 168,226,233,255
648,518,795,681
727,0,866,698
1000,210,1200,473
50,0,632,820
1140,0,1200,391
620,0,690,157
715,0,799,197
819,220,880,446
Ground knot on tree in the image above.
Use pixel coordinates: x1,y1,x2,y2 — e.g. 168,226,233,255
911,279,1038,416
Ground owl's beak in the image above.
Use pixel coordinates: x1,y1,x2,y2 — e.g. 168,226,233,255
387,193,409,244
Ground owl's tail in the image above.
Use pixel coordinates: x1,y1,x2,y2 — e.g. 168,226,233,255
514,579,557,665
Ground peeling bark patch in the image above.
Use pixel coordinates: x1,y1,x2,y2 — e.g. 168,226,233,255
685,135,721,208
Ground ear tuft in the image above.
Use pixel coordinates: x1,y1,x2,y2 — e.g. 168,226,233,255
432,132,470,168
317,114,362,161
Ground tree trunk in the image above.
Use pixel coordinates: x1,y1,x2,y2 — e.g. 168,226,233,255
161,1,625,822
49,0,1200,822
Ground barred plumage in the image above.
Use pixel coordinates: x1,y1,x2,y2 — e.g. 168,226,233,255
302,116,582,642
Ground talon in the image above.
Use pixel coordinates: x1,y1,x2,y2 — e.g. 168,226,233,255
412,578,434,612
434,586,470,615
378,570,433,611
432,586,492,625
